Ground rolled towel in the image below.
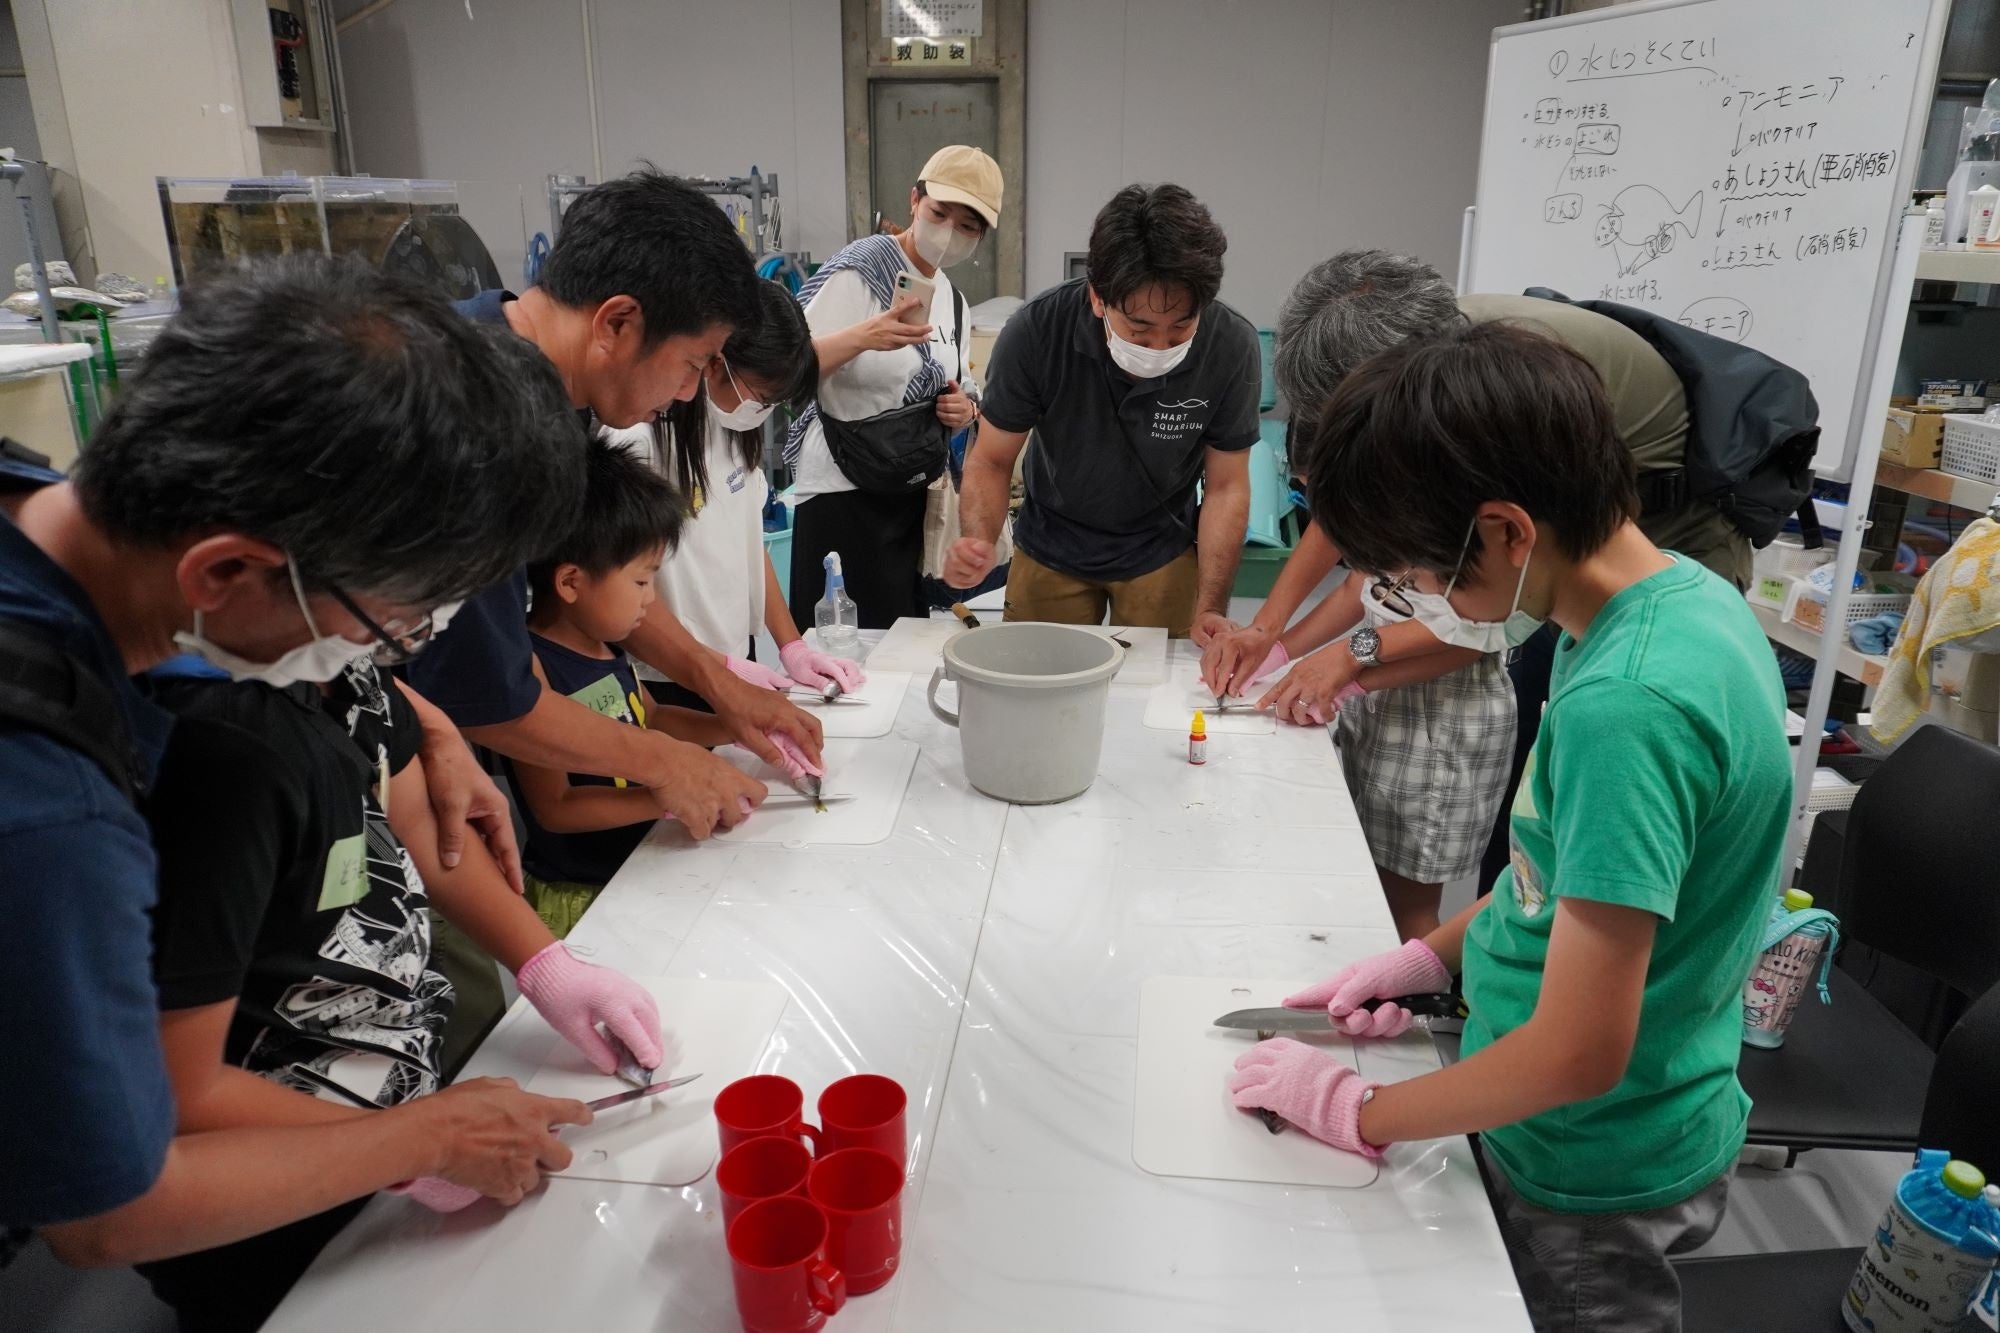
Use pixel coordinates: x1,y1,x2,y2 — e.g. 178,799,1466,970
1849,610,1907,656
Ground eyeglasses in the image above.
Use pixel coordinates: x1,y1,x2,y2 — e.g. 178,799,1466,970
1367,571,1415,620
325,585,438,667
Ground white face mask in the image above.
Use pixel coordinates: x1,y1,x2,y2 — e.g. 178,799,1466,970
912,211,979,270
173,558,373,687
1396,521,1542,653
1105,321,1193,379
712,359,776,431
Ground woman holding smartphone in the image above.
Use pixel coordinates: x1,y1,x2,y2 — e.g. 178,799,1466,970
784,145,1002,628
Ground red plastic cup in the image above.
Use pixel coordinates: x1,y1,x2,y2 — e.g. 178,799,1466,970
718,1136,814,1229
807,1148,904,1295
817,1074,908,1169
726,1195,845,1333
717,1075,822,1157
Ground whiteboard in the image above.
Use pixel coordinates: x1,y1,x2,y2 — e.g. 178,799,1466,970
1468,0,1947,479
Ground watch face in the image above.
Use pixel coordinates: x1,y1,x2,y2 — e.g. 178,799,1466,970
1352,628,1380,662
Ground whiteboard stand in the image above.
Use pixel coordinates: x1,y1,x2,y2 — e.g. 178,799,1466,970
1780,211,1925,872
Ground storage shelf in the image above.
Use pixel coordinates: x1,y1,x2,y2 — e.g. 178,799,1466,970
1875,461,1999,512
1915,249,2000,283
1751,601,1887,686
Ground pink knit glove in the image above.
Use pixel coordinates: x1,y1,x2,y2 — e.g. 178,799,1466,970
726,655,793,692
1245,640,1290,689
779,640,865,694
767,731,825,784
1294,680,1368,728
389,1176,483,1213
1227,1039,1384,1157
1285,939,1454,1038
515,942,665,1076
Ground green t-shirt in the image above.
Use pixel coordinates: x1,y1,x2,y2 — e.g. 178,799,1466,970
1463,556,1791,1213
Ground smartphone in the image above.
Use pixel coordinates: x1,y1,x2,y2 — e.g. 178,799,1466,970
893,269,935,325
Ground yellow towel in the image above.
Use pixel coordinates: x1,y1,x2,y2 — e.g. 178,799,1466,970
1873,516,2000,742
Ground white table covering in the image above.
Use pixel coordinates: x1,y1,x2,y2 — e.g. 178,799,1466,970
268,640,1529,1332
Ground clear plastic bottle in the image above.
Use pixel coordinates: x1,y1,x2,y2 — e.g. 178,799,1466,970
814,552,861,660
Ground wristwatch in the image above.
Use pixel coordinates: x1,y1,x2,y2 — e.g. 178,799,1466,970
1348,626,1383,668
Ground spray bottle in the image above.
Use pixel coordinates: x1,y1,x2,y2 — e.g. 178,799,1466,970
814,553,861,661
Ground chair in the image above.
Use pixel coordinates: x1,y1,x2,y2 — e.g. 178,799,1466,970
1740,725,2000,1162
1676,979,2000,1332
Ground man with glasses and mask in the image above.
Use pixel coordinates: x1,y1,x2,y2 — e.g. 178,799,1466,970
942,183,1259,636
137,434,672,1331
1,257,596,1272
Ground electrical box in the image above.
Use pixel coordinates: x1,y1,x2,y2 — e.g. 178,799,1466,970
231,0,336,132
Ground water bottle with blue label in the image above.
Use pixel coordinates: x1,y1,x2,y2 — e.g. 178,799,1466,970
814,552,861,661
1742,888,1840,1048
1844,1151,2000,1332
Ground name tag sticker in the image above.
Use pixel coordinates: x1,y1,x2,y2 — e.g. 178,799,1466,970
318,833,368,912
569,674,629,721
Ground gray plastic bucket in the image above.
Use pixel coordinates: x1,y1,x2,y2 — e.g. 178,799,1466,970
926,623,1125,804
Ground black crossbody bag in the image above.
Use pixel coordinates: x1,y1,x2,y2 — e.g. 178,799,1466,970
820,289,966,496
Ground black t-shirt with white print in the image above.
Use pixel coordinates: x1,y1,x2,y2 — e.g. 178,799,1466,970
147,659,453,1109
980,278,1263,582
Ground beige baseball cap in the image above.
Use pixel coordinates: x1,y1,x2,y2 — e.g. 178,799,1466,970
918,145,1002,228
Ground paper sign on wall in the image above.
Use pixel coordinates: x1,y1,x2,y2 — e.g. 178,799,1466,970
883,0,981,40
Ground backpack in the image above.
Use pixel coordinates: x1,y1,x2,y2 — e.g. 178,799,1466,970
1524,288,1823,548
0,618,143,803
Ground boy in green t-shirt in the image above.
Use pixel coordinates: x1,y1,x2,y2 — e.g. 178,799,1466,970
1225,320,1791,1330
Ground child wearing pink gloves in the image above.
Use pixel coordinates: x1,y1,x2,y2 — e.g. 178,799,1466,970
513,439,822,936
1226,321,1790,1331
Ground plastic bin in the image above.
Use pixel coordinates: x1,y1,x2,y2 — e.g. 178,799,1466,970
1257,328,1277,411
1245,421,1291,548
762,525,792,605
1749,535,1832,610
1939,413,2000,485
1782,575,1911,637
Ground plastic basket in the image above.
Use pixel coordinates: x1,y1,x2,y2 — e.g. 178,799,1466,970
1804,770,1859,814
1781,577,1911,636
1749,536,1831,609
1940,413,2000,485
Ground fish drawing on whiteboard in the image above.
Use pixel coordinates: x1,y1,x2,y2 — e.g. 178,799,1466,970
1594,185,1704,276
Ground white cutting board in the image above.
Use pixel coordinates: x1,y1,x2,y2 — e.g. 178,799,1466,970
473,977,787,1187
789,671,909,739
867,616,1168,686
1134,976,1379,1189
714,737,917,845
1142,663,1279,735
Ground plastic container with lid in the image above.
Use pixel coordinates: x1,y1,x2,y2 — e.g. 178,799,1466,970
1844,1151,2000,1332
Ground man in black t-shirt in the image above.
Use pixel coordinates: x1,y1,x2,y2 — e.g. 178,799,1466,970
942,184,1260,635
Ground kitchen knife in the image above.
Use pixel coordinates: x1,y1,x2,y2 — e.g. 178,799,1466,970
1214,993,1468,1037
585,1072,701,1113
